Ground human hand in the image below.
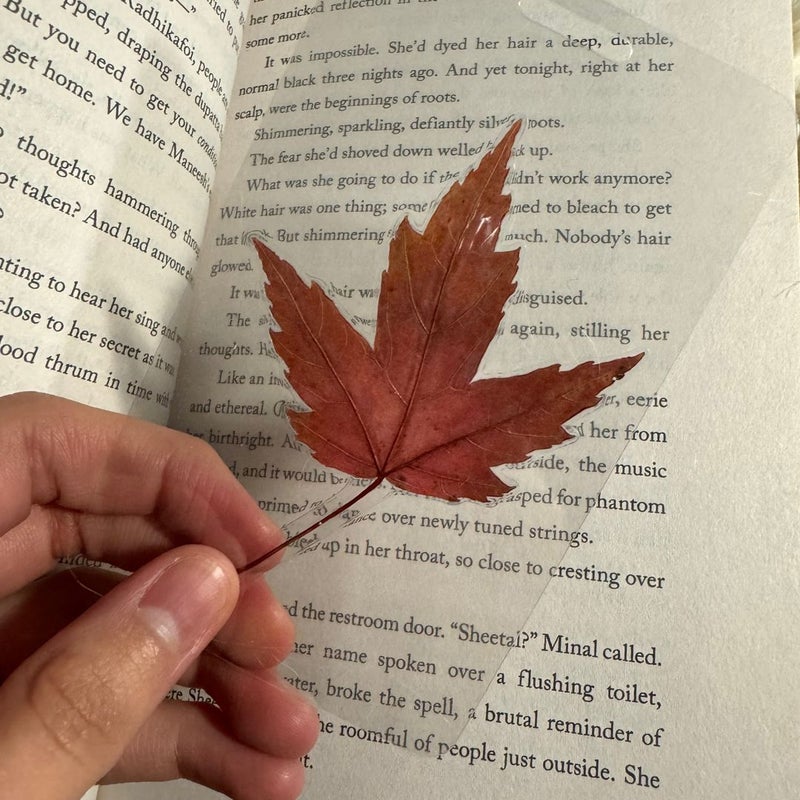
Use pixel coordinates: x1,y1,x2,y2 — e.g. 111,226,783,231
0,392,318,799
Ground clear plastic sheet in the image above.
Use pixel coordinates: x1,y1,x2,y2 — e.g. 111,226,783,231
170,0,792,751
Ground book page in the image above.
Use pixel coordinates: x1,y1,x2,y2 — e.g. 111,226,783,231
121,0,795,798
0,0,245,420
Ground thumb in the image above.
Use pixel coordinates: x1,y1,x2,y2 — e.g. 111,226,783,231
0,545,239,799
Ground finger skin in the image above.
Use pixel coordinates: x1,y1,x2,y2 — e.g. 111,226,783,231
0,566,319,796
0,392,283,579
0,393,315,799
104,701,307,800
0,568,121,681
212,576,296,670
0,571,297,681
0,546,238,799
195,654,319,759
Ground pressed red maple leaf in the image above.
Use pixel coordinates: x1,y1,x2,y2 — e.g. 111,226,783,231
254,122,642,510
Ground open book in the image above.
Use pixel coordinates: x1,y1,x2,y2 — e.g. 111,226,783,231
2,0,798,798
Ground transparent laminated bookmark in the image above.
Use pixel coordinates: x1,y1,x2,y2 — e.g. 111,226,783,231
170,0,793,752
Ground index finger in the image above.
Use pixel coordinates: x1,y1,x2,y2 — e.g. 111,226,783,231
0,393,282,570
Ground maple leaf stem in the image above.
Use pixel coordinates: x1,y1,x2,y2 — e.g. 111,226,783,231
238,476,385,575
